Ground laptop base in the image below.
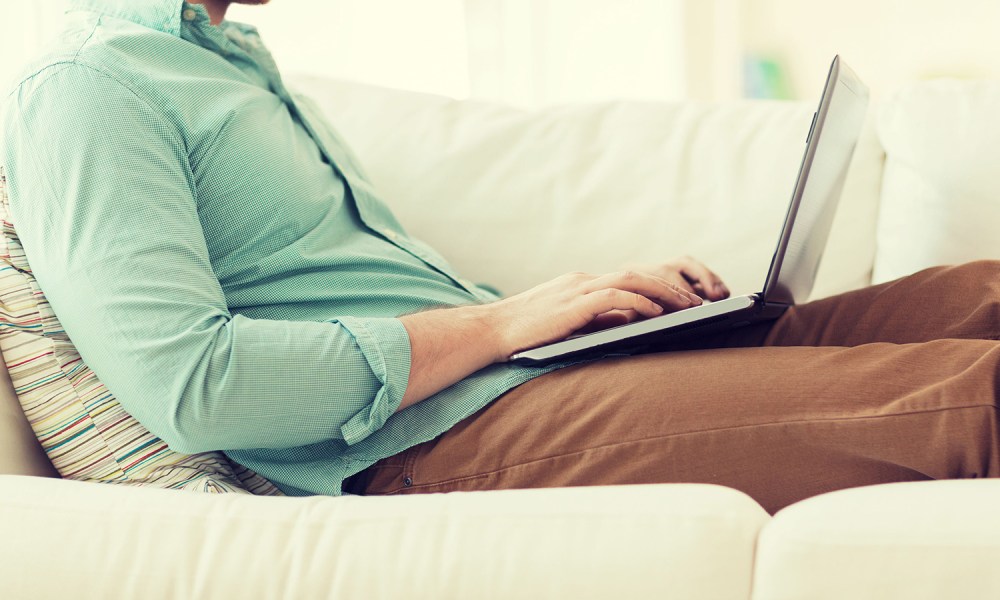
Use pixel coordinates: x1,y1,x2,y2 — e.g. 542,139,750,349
510,296,788,366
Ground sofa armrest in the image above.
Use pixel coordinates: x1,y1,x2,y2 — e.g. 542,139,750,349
0,476,767,599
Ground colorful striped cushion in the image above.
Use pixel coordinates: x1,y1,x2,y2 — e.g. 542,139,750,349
0,167,281,495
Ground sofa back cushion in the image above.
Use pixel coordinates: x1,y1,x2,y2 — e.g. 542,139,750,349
875,80,1000,283
0,168,280,494
290,77,884,300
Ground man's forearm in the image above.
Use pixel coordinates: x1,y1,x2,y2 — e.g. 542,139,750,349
395,270,704,412
397,304,501,411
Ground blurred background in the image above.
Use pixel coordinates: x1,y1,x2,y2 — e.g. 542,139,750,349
4,0,1000,107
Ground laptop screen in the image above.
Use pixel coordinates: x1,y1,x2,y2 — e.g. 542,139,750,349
761,56,870,305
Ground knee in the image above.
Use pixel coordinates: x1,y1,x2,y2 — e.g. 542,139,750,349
936,260,1000,295
953,259,1000,276
920,261,1000,337
963,258,1000,295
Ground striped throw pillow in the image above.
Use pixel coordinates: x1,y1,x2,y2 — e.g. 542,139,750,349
0,167,281,495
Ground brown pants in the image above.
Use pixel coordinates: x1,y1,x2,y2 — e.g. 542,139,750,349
346,261,1000,513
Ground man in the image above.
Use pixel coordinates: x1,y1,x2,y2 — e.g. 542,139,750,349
2,0,999,514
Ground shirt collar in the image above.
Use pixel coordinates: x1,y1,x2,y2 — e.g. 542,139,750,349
66,0,206,37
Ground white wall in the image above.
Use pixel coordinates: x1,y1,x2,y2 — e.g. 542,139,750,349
683,0,744,101
229,0,473,100
6,1,999,107
229,0,715,107
0,5,67,93
743,0,1000,100
2,1,736,107
463,0,687,106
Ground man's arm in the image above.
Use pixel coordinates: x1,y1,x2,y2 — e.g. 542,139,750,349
397,271,703,410
4,64,414,453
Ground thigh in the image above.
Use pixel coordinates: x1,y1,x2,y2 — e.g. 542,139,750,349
357,340,1000,514
762,261,1000,347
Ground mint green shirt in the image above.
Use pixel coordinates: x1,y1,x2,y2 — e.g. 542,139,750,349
1,0,557,495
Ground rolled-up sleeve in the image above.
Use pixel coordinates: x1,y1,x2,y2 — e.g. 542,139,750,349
334,316,411,445
1,64,411,454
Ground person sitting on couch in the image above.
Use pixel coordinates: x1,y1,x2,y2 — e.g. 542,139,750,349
3,0,999,514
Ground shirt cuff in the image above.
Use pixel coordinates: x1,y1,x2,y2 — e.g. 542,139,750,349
334,316,412,445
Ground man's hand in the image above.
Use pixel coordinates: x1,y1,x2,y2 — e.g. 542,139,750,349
572,256,732,332
397,258,725,411
483,270,704,360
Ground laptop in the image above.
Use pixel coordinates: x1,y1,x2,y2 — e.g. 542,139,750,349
510,56,870,366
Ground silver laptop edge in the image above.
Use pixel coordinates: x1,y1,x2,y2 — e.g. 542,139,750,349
762,57,870,306
510,56,870,366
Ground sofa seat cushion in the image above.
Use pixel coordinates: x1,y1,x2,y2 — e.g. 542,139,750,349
0,168,280,494
752,480,1000,599
0,477,769,599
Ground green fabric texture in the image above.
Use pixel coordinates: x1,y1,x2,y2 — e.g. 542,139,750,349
0,0,556,495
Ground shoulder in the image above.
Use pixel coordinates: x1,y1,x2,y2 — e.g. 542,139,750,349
0,54,186,196
1,15,191,160
2,60,171,159
3,12,192,131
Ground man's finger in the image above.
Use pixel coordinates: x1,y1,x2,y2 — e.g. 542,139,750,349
583,271,702,309
578,288,667,320
662,272,698,296
675,257,729,300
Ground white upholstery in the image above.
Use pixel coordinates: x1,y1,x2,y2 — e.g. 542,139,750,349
753,480,1000,599
3,76,1000,597
0,476,767,600
875,79,1000,283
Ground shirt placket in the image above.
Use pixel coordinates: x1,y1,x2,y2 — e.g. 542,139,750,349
237,32,488,299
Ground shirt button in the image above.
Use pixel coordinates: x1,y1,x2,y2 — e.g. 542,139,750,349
459,279,475,289
383,229,398,241
182,8,197,21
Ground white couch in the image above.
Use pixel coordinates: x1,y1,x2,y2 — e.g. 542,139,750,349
4,75,1000,599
